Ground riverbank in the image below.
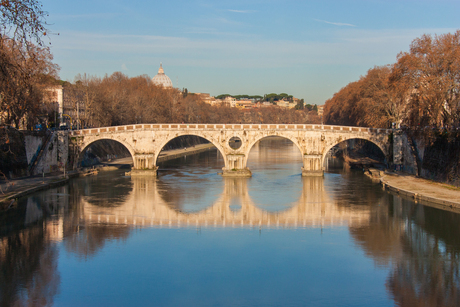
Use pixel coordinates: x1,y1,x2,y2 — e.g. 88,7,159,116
157,143,216,163
0,172,78,211
380,172,460,212
0,143,217,210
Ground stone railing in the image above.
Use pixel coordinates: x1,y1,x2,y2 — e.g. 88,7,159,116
70,124,391,136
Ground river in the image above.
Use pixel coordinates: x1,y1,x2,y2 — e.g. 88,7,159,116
1,137,459,306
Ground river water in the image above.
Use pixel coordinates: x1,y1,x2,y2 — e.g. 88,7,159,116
1,137,460,306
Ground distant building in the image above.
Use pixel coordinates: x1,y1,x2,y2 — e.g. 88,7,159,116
44,85,87,128
236,100,254,109
223,96,237,107
194,93,213,104
317,105,324,117
261,101,272,107
44,86,64,116
276,99,294,108
151,63,173,88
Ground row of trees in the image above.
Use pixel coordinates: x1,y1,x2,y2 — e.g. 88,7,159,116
0,39,58,128
324,30,460,129
0,0,59,128
214,93,295,102
215,94,263,100
61,73,321,127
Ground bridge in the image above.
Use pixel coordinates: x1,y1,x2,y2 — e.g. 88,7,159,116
70,123,393,177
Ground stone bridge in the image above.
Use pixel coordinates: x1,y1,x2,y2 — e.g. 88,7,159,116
70,123,393,176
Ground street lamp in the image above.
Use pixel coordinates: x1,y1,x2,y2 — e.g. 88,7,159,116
62,114,72,129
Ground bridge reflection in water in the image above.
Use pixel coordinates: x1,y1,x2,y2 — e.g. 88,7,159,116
80,175,371,229
4,139,460,307
3,171,460,306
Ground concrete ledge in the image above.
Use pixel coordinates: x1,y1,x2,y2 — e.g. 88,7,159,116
380,177,460,211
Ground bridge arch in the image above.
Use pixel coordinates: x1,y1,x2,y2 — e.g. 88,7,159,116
321,136,388,167
244,133,304,167
78,138,135,167
154,132,227,168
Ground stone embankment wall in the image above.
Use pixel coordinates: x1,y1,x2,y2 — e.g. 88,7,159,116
25,131,69,175
395,132,419,175
397,129,460,187
1,130,70,178
39,132,68,174
24,133,46,165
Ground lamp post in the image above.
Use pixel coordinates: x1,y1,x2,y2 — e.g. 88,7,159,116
55,101,57,129
77,100,80,130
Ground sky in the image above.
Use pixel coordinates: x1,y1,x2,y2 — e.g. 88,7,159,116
41,0,460,105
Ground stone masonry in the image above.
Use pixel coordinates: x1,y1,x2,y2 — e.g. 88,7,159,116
71,124,393,177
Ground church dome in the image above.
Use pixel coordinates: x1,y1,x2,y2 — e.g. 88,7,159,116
151,63,173,88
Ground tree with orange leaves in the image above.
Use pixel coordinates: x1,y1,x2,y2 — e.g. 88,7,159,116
0,37,58,128
390,31,460,128
325,30,460,129
0,0,58,128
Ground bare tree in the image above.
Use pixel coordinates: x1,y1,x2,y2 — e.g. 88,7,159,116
0,0,57,128
391,31,460,127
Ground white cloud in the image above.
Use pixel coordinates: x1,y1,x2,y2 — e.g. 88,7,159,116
52,27,457,88
314,19,356,27
51,29,417,65
121,63,128,71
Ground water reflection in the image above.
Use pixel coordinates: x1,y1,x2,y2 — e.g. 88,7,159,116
247,137,305,211
0,222,60,306
348,195,460,306
1,139,460,306
74,175,373,229
80,171,133,207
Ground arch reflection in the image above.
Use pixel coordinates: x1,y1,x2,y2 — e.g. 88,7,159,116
79,175,371,229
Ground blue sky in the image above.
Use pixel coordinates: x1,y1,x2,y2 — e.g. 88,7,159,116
42,0,459,105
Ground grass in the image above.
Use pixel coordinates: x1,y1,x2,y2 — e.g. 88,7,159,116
423,178,460,190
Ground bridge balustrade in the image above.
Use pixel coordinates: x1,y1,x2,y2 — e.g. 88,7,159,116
71,124,390,135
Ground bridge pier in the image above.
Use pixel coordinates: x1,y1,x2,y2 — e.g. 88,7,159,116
221,154,252,177
301,154,324,177
131,154,158,176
